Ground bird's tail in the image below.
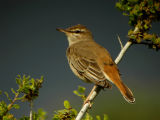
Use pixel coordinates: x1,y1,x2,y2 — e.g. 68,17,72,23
101,61,135,103
115,81,135,103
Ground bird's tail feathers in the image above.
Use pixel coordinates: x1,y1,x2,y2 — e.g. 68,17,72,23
117,82,135,103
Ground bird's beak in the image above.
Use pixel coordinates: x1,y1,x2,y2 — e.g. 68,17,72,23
56,28,67,33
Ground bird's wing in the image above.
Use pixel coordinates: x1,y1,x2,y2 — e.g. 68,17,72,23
73,56,105,81
98,57,120,83
67,46,111,87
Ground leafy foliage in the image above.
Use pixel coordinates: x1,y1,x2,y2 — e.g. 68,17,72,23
52,86,108,120
52,100,77,120
116,0,160,50
16,75,43,102
73,86,86,101
0,75,44,120
1,77,108,120
19,109,47,120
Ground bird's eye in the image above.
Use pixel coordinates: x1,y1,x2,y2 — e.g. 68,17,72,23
74,30,81,33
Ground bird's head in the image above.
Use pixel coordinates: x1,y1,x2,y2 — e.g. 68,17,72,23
56,24,94,45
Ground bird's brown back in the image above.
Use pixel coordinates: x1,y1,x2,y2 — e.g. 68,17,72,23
66,40,118,88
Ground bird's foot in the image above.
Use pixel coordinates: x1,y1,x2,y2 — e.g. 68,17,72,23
83,99,92,108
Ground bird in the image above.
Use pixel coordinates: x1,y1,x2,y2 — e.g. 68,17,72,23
56,24,135,103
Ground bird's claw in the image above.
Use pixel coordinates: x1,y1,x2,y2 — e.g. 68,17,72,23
83,99,92,108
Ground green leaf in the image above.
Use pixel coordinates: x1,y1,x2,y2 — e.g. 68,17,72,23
12,104,20,109
52,118,59,120
37,108,47,117
19,116,29,120
2,113,16,120
71,109,77,116
96,115,101,120
11,88,16,95
128,29,133,36
156,37,160,43
73,90,80,96
16,76,21,85
127,6,132,11
4,92,12,102
104,114,109,120
148,0,153,6
123,12,128,16
84,113,93,120
78,86,86,94
115,2,122,9
128,0,139,3
40,76,44,81
0,101,8,116
144,24,149,30
64,100,71,109
16,96,25,100
155,3,160,11
0,90,2,95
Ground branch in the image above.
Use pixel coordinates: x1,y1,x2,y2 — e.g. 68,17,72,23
30,100,33,120
2,93,19,117
75,27,138,120
114,41,132,64
117,34,124,50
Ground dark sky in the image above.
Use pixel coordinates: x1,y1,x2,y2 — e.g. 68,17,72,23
0,0,160,120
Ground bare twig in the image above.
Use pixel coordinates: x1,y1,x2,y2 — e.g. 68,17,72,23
30,100,33,120
117,34,124,49
114,41,132,64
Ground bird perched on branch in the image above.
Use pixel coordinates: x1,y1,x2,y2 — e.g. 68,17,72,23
57,24,135,103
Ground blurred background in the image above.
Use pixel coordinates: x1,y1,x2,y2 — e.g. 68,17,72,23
0,0,160,119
